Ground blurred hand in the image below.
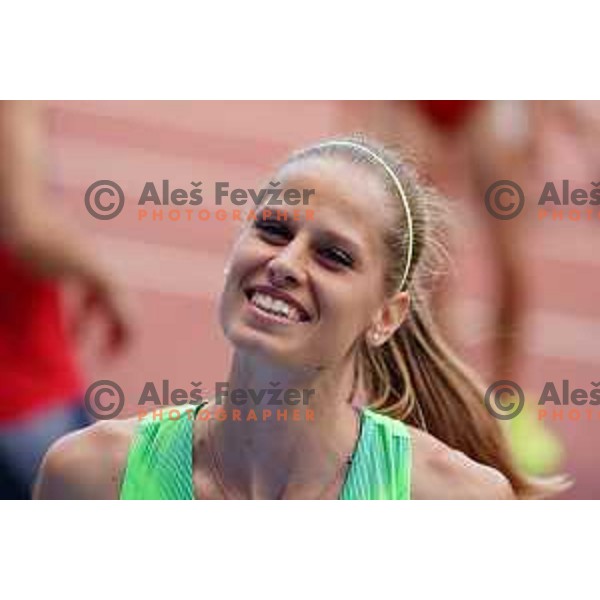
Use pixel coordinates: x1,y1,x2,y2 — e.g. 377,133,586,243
72,272,133,358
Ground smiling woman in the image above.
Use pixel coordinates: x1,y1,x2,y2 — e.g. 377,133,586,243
34,135,571,500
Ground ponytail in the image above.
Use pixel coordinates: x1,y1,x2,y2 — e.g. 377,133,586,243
360,291,571,499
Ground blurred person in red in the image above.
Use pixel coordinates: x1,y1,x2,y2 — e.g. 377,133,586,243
0,101,131,499
356,101,564,476
412,100,532,381
410,101,565,476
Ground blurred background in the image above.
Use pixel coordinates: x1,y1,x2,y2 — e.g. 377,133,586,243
1,100,598,499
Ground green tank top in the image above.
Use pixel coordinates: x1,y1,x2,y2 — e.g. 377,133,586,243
120,402,411,500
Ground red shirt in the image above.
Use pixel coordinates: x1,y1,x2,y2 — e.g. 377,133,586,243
0,245,83,423
415,100,483,131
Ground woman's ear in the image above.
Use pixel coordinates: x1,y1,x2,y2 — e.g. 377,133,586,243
368,292,410,346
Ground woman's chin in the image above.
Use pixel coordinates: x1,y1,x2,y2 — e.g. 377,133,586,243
227,329,303,365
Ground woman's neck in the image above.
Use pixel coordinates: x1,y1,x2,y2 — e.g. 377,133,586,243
201,351,362,499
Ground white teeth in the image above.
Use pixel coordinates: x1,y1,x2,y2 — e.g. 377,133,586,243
250,292,301,322
273,300,286,313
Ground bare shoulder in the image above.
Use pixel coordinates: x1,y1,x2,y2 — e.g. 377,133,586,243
407,426,515,500
33,417,140,500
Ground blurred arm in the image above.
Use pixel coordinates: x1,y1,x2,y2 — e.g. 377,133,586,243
0,100,107,281
0,100,131,355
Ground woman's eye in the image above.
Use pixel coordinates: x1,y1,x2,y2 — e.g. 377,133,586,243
319,247,354,268
255,221,290,240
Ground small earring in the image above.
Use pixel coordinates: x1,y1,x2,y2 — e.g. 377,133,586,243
371,327,384,345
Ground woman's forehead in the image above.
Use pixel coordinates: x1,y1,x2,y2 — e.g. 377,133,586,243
275,158,390,235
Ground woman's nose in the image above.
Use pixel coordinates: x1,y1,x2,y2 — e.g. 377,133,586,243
267,243,307,288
